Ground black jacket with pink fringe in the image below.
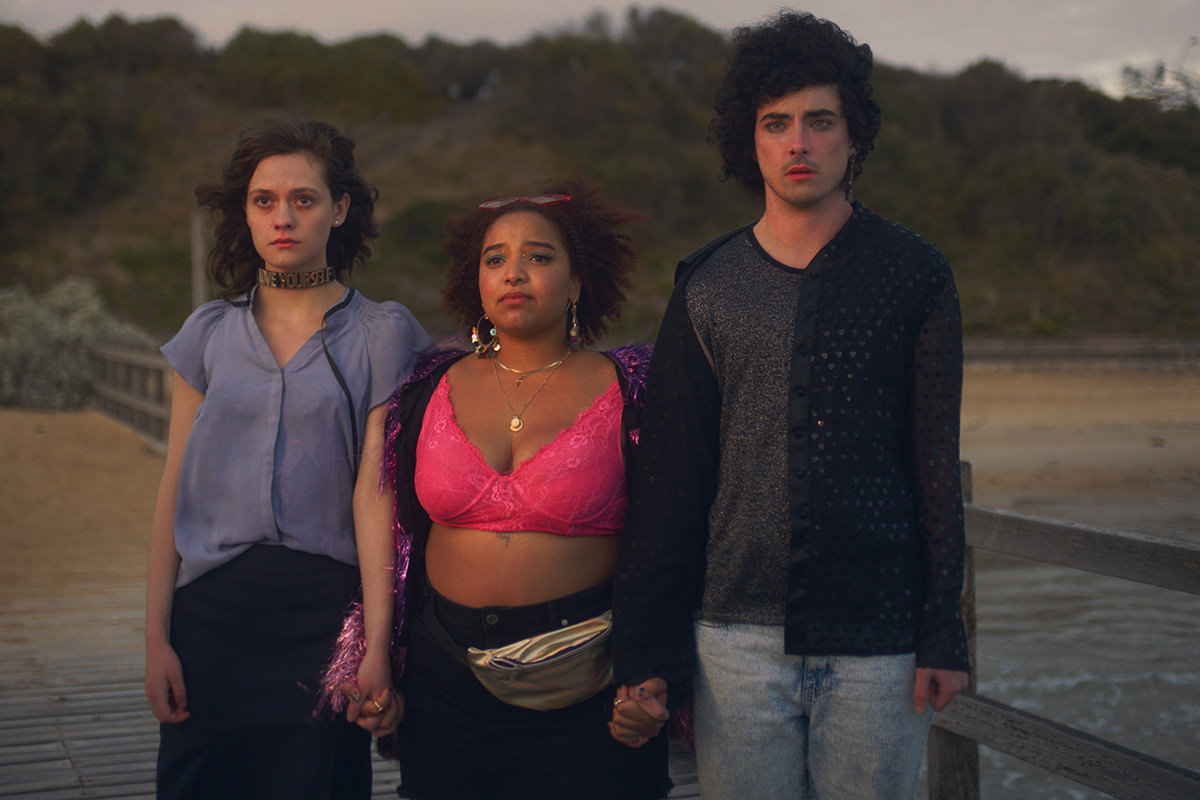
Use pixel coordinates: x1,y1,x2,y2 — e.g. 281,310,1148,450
317,344,652,746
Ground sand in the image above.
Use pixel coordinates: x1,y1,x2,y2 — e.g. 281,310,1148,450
0,409,162,596
0,408,165,686
960,366,1200,539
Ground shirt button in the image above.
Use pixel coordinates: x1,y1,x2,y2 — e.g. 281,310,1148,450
485,613,499,625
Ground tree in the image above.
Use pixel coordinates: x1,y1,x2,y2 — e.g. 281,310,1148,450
1123,37,1199,110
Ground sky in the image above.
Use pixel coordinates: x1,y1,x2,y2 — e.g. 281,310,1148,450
2,0,1198,97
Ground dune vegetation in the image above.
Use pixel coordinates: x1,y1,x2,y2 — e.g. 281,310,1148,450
1,9,1198,343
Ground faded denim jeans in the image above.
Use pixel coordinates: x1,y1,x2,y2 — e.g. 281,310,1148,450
693,620,931,799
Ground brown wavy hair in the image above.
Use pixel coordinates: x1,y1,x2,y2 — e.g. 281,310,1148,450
195,114,379,298
442,178,639,346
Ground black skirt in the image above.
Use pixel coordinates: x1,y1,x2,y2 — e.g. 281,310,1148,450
394,582,672,800
157,544,371,800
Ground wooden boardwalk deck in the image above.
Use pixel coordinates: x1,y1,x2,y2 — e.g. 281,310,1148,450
0,410,697,798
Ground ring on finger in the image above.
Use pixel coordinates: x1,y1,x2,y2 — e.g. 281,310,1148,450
372,699,386,714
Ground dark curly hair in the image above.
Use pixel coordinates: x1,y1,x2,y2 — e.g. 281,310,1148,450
711,11,882,195
442,178,638,347
195,114,379,298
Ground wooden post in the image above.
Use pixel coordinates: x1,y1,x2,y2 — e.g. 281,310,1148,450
927,461,981,800
191,209,208,309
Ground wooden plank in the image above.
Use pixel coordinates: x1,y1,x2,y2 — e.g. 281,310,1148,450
90,347,168,372
0,765,80,795
0,693,146,719
0,740,67,766
88,347,171,451
966,506,1200,594
0,689,147,710
924,467,982,800
926,728,980,800
934,693,1200,800
0,713,151,737
91,385,168,423
2,790,152,800
667,739,701,797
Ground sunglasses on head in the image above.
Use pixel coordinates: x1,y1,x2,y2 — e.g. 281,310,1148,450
478,193,571,210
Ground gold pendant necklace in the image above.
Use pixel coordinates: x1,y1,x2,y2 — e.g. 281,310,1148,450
492,351,570,432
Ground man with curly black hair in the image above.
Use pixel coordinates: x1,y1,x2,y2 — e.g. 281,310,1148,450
610,10,970,798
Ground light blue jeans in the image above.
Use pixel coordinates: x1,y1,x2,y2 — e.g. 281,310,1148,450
692,621,931,800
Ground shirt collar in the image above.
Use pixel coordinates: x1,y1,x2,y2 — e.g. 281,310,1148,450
234,285,356,328
321,288,357,331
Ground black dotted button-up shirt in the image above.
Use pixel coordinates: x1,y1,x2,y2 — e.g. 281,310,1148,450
614,204,969,701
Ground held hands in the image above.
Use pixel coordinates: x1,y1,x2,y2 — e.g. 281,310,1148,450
342,653,402,737
342,684,403,737
144,640,190,724
914,667,969,714
609,678,669,748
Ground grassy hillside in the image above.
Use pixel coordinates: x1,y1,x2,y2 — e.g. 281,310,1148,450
1,9,1197,343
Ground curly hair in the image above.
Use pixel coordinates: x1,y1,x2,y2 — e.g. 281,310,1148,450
711,11,882,195
195,114,379,298
441,178,638,347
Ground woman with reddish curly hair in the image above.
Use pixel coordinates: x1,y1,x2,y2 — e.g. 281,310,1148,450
323,178,670,799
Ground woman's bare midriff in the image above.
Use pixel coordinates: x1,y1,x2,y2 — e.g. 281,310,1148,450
425,523,620,607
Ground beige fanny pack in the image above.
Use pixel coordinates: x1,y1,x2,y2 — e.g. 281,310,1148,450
465,610,614,711
423,596,613,712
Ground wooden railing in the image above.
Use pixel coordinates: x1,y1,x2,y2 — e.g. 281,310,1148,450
90,345,170,453
88,347,1199,798
927,463,1200,800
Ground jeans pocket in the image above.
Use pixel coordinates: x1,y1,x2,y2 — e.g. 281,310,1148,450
694,618,733,631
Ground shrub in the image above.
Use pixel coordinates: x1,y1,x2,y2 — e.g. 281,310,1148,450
0,279,152,408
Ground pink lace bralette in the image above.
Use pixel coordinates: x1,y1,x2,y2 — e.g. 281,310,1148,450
414,376,627,536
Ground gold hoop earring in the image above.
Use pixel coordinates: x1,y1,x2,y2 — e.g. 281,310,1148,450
471,314,500,357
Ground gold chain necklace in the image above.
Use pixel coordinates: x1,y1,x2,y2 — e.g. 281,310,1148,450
492,351,570,432
495,350,570,387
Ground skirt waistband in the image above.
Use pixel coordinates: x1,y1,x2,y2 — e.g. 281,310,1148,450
426,580,611,650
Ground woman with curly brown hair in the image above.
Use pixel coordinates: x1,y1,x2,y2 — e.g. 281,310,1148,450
322,178,671,799
145,114,430,799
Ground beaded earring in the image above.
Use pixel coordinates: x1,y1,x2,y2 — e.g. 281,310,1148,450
568,300,582,350
471,314,500,357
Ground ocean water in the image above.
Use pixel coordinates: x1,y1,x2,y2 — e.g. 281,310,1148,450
921,506,1200,799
